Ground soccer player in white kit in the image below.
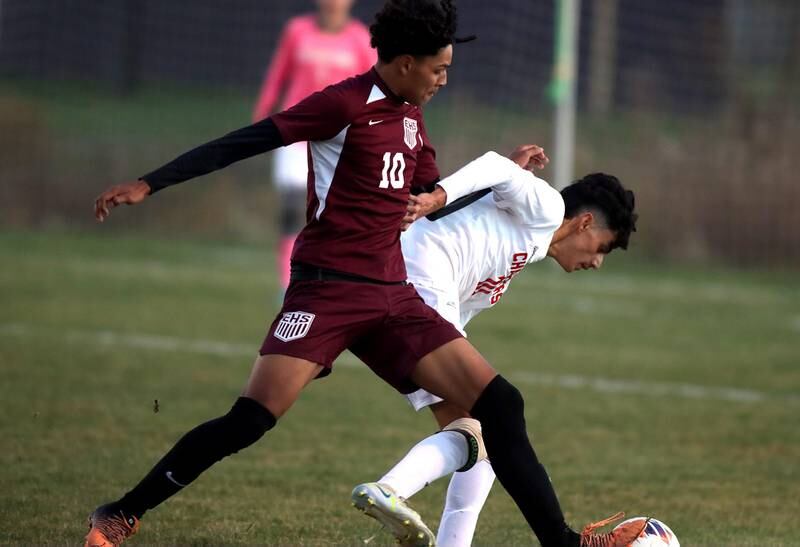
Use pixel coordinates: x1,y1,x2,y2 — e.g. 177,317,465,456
352,145,638,547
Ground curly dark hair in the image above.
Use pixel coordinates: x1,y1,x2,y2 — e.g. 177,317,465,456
561,173,638,251
370,0,458,62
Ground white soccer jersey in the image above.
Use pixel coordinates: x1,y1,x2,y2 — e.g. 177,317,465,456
403,151,564,331
401,151,565,411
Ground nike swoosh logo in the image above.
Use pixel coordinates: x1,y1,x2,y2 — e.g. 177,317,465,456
368,119,383,126
375,485,393,498
165,470,187,487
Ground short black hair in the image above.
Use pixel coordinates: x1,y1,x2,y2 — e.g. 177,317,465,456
370,0,458,63
561,173,638,251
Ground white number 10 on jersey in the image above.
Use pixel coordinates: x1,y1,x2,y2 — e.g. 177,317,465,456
379,152,406,189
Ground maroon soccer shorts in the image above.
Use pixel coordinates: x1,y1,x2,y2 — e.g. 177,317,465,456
259,279,463,393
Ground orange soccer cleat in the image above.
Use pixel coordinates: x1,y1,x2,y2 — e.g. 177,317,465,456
84,503,140,547
579,512,649,547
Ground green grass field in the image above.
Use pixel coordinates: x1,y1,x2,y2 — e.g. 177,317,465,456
1,230,798,545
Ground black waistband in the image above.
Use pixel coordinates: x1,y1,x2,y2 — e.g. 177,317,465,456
290,262,407,285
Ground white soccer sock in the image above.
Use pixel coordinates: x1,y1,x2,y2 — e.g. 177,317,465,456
379,431,468,499
436,459,496,547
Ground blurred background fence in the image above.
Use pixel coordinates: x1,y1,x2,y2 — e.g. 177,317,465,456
1,0,798,267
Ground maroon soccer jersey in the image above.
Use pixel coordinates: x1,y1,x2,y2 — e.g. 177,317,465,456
271,68,439,282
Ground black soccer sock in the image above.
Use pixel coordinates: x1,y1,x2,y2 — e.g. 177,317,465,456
118,397,276,519
471,375,580,547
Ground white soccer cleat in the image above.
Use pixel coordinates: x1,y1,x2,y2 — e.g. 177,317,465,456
351,482,436,547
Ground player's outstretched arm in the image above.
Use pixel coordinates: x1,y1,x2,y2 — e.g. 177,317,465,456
491,146,563,229
435,147,546,207
93,117,286,222
422,145,548,222
141,118,285,194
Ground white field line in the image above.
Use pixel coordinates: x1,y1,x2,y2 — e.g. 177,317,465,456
512,371,779,404
0,322,358,364
2,323,797,404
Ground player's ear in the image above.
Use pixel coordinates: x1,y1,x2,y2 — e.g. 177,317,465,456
578,211,594,232
396,54,415,76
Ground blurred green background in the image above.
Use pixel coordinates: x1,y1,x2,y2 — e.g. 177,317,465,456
2,0,798,266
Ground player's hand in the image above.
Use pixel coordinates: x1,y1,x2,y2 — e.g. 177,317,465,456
509,144,549,171
94,180,152,222
401,187,446,231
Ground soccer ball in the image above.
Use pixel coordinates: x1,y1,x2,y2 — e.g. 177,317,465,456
614,517,679,547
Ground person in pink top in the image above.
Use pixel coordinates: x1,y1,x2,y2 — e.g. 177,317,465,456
253,0,376,289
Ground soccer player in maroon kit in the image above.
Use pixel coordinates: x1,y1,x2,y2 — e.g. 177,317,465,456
86,1,644,546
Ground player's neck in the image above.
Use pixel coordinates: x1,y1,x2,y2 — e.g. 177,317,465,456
374,63,409,102
546,221,574,260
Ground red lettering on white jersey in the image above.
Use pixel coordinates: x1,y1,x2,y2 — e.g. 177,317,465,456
471,252,529,304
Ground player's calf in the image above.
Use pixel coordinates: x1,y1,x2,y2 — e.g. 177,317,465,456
470,375,577,546
377,419,479,500
83,396,277,545
115,396,277,518
470,376,642,547
437,459,496,547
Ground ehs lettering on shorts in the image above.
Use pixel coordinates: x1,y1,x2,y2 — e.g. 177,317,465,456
274,311,315,342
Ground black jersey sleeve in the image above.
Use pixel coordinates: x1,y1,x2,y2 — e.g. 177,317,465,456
410,178,439,196
426,188,492,220
142,118,285,193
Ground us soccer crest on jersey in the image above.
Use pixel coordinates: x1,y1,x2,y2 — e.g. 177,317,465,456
403,117,418,150
273,311,315,342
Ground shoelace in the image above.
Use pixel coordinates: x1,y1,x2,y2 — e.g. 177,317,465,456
92,511,136,544
579,512,626,547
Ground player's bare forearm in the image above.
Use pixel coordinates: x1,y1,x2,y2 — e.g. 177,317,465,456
401,187,446,231
423,186,447,214
94,179,152,222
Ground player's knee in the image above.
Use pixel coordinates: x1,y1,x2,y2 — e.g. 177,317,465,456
223,396,277,451
442,417,487,471
470,375,526,432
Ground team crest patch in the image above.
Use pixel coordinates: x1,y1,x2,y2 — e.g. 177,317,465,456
274,311,315,342
403,117,418,150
